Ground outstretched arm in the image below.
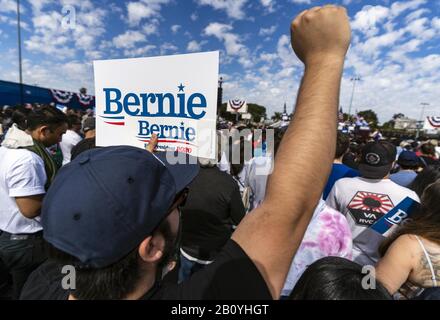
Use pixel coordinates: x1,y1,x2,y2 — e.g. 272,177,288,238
232,5,351,299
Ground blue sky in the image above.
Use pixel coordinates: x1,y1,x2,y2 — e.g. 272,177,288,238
0,0,439,122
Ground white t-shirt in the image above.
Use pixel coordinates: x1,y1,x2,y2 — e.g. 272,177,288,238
245,155,274,211
0,147,46,234
60,130,82,165
326,177,420,260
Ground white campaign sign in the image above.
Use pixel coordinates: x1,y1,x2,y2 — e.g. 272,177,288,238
94,51,219,158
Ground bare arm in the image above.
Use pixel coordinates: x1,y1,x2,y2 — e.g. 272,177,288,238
376,235,418,294
232,5,351,299
15,195,44,219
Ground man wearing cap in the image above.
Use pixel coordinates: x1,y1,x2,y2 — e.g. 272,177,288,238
70,117,96,161
326,141,420,264
390,151,421,187
21,5,352,300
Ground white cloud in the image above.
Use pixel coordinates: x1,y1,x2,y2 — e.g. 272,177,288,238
160,43,178,55
124,45,156,58
405,8,430,23
204,22,253,68
259,25,276,36
196,0,248,20
356,29,405,57
113,30,147,49
260,0,275,13
390,0,427,18
290,0,311,4
259,53,277,63
351,5,389,37
28,0,53,13
277,34,300,68
204,23,245,56
433,17,440,30
143,22,159,35
187,40,203,52
127,0,171,26
191,13,198,21
171,25,181,34
0,0,18,13
404,17,436,41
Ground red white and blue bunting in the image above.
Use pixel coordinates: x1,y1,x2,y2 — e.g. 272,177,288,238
427,117,440,128
76,93,94,107
227,99,248,114
50,89,74,104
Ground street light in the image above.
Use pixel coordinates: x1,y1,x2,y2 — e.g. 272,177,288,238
348,76,361,118
416,102,430,139
16,0,24,106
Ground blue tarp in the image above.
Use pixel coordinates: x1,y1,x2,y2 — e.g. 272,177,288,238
0,79,95,110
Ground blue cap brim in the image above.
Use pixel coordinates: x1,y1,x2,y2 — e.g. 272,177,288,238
154,151,199,193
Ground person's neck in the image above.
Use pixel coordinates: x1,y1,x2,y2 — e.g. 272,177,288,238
84,131,95,139
26,129,40,142
68,269,156,300
333,157,343,164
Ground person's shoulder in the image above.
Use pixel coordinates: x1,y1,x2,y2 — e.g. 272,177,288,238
212,167,241,186
164,239,272,300
387,180,420,201
20,260,69,300
391,234,421,256
3,148,43,166
333,176,361,188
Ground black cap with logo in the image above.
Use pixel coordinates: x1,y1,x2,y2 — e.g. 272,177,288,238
358,141,397,179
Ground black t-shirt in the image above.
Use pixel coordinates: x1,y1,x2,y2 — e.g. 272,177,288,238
20,240,272,300
70,138,96,161
182,167,246,261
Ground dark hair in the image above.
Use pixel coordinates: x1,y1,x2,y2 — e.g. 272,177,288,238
71,138,98,161
421,143,436,156
26,105,68,131
66,114,81,130
409,165,440,198
49,217,176,300
336,132,350,159
289,257,392,300
11,106,31,130
380,180,440,257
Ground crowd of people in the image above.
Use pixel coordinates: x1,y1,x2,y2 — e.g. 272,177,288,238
0,5,439,300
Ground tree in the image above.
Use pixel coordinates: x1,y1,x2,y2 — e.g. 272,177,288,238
393,113,405,120
271,112,282,121
382,120,395,130
358,110,379,129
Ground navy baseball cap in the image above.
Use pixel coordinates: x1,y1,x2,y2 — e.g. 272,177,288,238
358,141,397,179
42,146,199,268
398,151,420,167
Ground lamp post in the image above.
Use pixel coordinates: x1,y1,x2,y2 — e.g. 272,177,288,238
416,102,430,139
348,77,361,119
16,0,24,107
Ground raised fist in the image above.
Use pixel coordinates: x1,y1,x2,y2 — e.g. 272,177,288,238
291,5,351,65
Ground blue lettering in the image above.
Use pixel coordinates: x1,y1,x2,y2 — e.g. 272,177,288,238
102,86,208,120
124,93,140,116
140,93,156,117
138,121,150,136
150,124,160,135
186,127,196,142
156,93,176,116
104,88,122,114
187,93,206,119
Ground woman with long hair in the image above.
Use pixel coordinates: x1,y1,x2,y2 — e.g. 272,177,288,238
376,180,440,298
